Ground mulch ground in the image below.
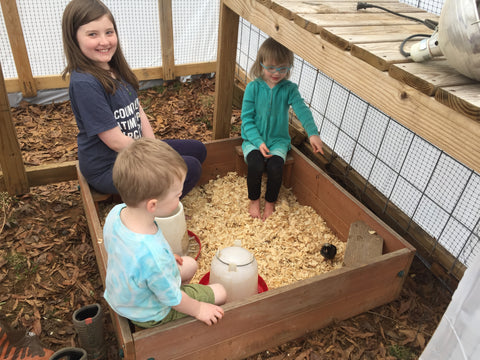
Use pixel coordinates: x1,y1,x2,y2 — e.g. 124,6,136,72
1,76,452,360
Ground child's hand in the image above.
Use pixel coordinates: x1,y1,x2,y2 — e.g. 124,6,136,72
260,143,273,158
196,302,224,326
174,254,183,265
309,135,324,155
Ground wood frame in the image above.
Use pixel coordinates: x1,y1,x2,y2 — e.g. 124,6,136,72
78,137,415,360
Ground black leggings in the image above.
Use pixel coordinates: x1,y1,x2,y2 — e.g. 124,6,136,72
246,150,284,203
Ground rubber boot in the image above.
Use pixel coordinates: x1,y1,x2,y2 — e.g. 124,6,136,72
72,304,105,360
49,348,87,360
0,320,54,360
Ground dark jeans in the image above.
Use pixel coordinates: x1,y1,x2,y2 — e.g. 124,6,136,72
89,139,206,198
246,150,284,203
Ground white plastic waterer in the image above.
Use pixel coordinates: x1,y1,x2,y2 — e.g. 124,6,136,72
154,201,189,256
209,240,258,302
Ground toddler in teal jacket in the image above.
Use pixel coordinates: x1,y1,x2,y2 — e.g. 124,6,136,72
241,37,324,220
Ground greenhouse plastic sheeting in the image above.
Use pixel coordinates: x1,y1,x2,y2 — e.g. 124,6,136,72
420,252,480,359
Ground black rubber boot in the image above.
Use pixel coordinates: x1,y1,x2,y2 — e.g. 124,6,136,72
72,304,105,360
49,348,87,360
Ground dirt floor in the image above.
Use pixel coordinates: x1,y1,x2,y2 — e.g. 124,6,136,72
1,77,453,359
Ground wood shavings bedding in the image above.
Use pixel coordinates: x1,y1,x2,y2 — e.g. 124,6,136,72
182,172,345,289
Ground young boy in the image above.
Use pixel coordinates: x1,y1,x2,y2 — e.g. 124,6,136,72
103,138,226,327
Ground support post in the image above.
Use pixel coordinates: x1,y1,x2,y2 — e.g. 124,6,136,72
0,62,29,195
159,0,175,80
0,0,37,97
213,0,239,139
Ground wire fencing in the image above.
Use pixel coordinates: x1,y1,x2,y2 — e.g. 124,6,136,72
235,0,480,276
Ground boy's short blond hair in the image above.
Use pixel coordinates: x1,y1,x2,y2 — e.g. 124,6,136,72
113,138,187,206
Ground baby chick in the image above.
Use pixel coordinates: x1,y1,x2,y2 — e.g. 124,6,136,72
320,243,337,260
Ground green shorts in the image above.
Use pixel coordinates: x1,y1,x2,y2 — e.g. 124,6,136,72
131,283,215,328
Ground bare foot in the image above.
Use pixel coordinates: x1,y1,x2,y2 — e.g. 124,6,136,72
262,201,275,221
249,199,261,219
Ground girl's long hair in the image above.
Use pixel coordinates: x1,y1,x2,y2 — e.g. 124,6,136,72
61,0,139,93
249,37,294,80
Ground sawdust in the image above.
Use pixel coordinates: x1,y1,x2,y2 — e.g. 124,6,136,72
182,172,345,289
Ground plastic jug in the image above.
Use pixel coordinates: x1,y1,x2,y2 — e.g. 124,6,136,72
155,201,189,256
209,240,258,302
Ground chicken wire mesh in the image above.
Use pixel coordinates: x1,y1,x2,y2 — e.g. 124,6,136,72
0,0,219,79
236,0,480,274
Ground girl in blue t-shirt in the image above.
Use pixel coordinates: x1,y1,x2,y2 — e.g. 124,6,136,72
241,38,325,220
62,0,206,196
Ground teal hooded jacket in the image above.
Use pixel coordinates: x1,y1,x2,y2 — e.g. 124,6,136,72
241,77,319,161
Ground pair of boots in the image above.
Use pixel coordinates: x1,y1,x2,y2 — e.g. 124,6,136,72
51,303,106,360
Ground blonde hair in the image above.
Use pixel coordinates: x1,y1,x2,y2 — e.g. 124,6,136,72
113,138,187,206
61,0,139,93
249,37,294,80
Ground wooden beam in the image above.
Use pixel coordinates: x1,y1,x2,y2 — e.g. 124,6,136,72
213,1,239,139
0,0,36,97
0,161,77,192
5,62,217,93
0,62,29,195
159,0,176,80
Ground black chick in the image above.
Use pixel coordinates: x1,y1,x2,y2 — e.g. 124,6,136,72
320,243,337,260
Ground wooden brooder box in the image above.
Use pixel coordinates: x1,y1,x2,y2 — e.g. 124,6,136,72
77,137,415,360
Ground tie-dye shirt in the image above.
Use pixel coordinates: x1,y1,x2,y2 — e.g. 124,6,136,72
103,204,182,322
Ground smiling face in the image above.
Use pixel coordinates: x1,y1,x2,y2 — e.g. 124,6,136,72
76,14,117,70
261,60,290,88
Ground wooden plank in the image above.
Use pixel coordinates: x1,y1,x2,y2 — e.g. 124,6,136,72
223,0,480,173
351,40,419,71
5,62,216,93
389,60,476,96
76,163,107,281
435,84,480,122
0,0,36,97
213,2,239,139
132,249,413,360
344,221,384,266
198,137,242,184
295,12,438,34
0,62,29,195
268,0,424,20
76,163,136,359
159,0,175,80
320,23,433,50
0,161,77,192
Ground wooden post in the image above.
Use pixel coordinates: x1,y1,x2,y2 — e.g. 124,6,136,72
213,0,239,139
0,62,29,195
159,0,175,80
0,0,37,97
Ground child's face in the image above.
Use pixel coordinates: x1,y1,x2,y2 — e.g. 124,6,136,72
76,14,117,70
261,60,290,88
153,176,185,217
